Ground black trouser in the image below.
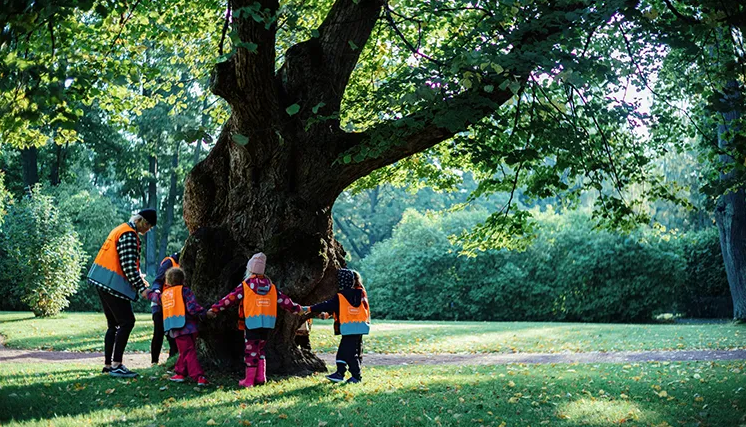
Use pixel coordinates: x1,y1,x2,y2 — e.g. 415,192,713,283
97,287,136,365
151,311,177,363
335,334,363,379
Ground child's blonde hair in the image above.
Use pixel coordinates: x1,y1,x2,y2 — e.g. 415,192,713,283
165,267,186,286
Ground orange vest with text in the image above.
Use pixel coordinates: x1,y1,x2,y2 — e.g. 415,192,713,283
162,285,186,331
337,288,370,335
241,277,278,330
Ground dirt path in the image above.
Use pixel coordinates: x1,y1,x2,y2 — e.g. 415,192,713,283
1,339,744,368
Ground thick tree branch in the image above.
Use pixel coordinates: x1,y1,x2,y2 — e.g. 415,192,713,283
662,0,700,25
215,0,279,129
327,82,517,197
317,0,384,104
279,0,384,120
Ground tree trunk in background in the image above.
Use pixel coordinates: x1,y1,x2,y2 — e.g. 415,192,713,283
49,143,67,186
145,153,158,277
715,189,746,319
158,144,180,261
20,146,39,190
714,80,746,321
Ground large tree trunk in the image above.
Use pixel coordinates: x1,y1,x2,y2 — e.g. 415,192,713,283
714,80,746,321
20,146,39,190
158,144,180,261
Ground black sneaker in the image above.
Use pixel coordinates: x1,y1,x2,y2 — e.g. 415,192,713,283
109,365,138,378
101,366,112,374
325,372,345,383
346,377,361,384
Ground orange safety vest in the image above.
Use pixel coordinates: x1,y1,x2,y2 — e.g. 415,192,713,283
152,256,180,309
87,223,140,300
162,285,186,331
164,256,180,269
242,277,277,330
337,291,370,335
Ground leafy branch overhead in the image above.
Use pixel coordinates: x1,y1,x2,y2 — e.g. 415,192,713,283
3,0,745,249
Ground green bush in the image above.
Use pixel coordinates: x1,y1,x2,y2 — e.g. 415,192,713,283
669,229,731,317
43,182,125,312
360,208,707,322
0,186,88,316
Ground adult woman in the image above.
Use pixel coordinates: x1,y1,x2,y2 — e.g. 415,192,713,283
87,208,156,378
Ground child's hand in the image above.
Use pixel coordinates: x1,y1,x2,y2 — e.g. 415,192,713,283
206,310,217,319
320,312,330,320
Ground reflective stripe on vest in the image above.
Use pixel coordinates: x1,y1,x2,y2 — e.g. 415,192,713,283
162,285,186,331
242,279,277,329
87,223,140,300
338,293,370,335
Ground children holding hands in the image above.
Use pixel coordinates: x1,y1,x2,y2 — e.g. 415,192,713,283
146,254,369,389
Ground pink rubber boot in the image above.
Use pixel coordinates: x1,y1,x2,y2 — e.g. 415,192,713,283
255,359,267,385
238,367,257,388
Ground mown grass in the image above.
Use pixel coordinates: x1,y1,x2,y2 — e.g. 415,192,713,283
1,360,745,426
1,311,744,354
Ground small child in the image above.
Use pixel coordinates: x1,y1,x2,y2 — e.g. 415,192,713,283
304,268,369,384
208,252,302,388
143,267,209,386
150,253,180,365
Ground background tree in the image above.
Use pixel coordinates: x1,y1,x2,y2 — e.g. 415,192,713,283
629,0,746,320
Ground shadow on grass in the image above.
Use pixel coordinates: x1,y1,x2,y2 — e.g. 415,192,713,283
3,362,744,426
0,315,35,324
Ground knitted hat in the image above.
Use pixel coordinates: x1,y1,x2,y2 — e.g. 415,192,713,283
337,268,355,290
137,208,157,226
247,252,267,275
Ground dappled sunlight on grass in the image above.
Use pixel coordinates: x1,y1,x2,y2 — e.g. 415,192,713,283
558,397,649,425
1,360,745,426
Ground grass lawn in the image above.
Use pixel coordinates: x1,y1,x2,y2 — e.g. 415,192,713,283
0,311,744,354
0,360,744,426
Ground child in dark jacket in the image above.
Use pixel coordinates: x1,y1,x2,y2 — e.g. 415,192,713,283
304,268,369,384
143,267,210,386
207,252,303,388
150,253,179,365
